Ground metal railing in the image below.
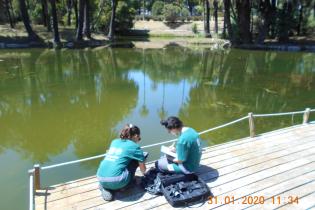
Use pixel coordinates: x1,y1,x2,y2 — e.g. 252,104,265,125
28,107,314,210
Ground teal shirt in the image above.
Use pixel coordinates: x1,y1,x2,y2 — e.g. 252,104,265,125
97,138,144,180
175,127,201,172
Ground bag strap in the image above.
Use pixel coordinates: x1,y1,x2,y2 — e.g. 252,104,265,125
186,195,207,208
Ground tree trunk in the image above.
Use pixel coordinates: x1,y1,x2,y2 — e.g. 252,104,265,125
256,0,272,44
50,0,60,44
83,0,91,38
222,12,226,38
108,0,117,40
223,0,234,42
73,0,79,28
41,0,47,26
76,0,85,41
18,0,40,41
66,0,72,26
188,1,193,15
204,0,211,37
278,0,292,43
41,0,51,31
8,0,15,26
5,0,14,28
213,0,218,34
270,0,277,38
235,0,251,44
297,3,303,35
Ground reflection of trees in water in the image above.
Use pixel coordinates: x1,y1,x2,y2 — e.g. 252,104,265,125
0,49,138,164
179,49,315,143
0,47,314,162
139,49,149,117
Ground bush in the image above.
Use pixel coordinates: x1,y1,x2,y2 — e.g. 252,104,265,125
152,1,164,16
181,8,190,22
144,15,152,21
115,1,136,32
152,15,164,21
192,23,198,34
30,4,43,24
94,1,136,33
192,16,203,21
194,5,203,16
163,4,181,22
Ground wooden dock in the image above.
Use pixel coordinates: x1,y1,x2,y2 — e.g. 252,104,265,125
35,123,315,210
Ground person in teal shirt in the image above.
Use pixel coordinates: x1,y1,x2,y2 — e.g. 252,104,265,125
157,116,201,174
97,124,147,201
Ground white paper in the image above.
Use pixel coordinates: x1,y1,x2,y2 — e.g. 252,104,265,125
161,145,177,158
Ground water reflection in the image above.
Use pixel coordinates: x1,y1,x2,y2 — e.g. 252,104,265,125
0,49,139,163
0,48,315,161
0,46,315,210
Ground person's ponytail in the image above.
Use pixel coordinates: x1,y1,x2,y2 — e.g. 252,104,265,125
120,124,140,140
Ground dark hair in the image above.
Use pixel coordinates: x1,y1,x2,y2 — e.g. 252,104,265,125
160,116,183,130
120,124,140,140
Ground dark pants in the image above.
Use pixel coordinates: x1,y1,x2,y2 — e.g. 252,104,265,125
126,159,139,181
123,152,149,189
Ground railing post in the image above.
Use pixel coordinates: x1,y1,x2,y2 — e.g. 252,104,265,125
34,164,41,190
248,112,255,138
28,169,35,210
303,108,311,124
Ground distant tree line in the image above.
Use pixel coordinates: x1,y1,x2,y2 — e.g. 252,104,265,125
0,0,314,44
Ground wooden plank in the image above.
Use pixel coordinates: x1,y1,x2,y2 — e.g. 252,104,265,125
276,193,315,210
200,164,315,209
219,172,315,210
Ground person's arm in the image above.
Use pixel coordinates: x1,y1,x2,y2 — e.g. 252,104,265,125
169,142,176,152
174,141,187,164
139,162,146,175
172,159,183,164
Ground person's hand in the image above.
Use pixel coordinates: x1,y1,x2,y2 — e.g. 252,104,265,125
169,145,176,153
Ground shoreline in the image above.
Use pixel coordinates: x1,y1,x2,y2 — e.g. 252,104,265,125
1,22,314,52
1,38,315,53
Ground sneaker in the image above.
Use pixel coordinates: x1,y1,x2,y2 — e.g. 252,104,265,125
99,184,114,201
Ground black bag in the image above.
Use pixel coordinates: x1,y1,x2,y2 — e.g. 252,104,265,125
141,168,163,195
160,173,211,207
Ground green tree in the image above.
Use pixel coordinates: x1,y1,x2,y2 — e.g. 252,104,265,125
152,1,164,16
163,4,181,22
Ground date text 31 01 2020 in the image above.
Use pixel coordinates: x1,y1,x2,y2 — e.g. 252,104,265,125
208,195,299,205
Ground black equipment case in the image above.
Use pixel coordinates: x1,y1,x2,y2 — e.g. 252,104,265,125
159,173,211,207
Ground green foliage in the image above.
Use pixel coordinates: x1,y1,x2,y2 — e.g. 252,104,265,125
152,15,164,21
163,4,181,22
29,4,43,24
194,5,203,16
192,23,198,34
306,12,315,32
115,1,136,32
94,1,136,33
94,4,112,33
152,1,164,16
192,16,203,21
181,8,190,21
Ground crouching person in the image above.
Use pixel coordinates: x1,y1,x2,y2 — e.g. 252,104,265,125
157,116,201,174
97,124,147,201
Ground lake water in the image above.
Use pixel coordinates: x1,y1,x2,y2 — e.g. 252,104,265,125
0,46,314,209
